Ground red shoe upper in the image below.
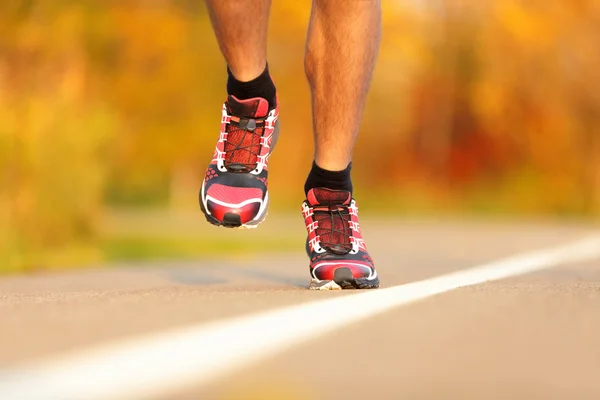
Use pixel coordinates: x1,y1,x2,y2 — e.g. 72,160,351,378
302,188,376,281
200,96,279,225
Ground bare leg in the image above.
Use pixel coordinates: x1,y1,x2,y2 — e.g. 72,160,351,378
205,0,271,81
305,0,382,171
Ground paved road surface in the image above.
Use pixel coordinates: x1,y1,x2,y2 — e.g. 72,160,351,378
1,218,600,399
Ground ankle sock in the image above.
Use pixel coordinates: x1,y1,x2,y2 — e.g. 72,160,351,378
227,63,277,109
304,161,353,196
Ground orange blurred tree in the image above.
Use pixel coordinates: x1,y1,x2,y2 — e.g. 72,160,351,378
361,0,600,214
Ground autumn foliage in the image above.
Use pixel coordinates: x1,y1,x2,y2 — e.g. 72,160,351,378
1,1,599,269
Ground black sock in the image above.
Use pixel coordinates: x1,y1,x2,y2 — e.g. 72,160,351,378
304,161,353,196
227,63,276,109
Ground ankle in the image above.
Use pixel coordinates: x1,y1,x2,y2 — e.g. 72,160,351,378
227,64,265,82
227,63,277,109
304,161,353,196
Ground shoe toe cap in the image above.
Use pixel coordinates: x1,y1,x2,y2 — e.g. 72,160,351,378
312,260,374,281
204,186,263,224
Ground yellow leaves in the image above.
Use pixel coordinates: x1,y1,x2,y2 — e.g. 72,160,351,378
470,80,506,132
0,2,116,270
111,5,190,56
271,0,311,32
496,1,557,51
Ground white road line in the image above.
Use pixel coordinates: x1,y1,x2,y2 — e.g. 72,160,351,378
1,236,600,399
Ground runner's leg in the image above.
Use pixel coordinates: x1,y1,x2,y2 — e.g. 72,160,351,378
301,0,382,289
199,0,279,228
304,0,381,176
205,0,276,106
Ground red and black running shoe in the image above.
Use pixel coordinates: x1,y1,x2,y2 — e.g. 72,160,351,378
302,188,379,290
199,95,280,228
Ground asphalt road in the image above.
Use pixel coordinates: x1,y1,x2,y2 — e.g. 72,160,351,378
1,218,600,399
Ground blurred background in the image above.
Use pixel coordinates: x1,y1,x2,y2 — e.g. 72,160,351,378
1,0,599,273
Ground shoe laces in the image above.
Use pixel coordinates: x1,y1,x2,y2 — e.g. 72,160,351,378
223,116,265,173
313,203,353,255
